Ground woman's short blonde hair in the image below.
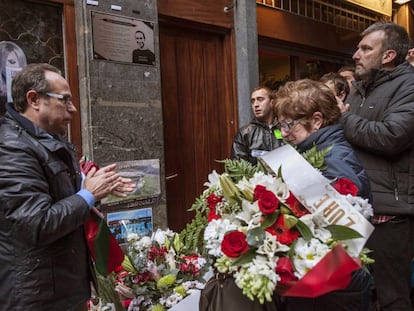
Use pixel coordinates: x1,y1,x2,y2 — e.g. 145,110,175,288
274,79,341,131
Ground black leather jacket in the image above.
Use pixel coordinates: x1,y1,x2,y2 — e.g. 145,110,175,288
231,119,283,165
0,105,91,310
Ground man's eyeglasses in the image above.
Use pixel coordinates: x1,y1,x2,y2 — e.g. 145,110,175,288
45,92,73,106
276,118,305,131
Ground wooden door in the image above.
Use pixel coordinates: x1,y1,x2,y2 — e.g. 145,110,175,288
159,21,237,232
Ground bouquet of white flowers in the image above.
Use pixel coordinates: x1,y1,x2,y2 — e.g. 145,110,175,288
191,146,374,305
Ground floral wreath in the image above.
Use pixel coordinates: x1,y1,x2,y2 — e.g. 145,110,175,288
187,147,373,304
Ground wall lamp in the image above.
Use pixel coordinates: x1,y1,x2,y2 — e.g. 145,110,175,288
394,0,411,5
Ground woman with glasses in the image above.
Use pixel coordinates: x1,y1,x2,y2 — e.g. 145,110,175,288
274,79,370,200
273,79,373,311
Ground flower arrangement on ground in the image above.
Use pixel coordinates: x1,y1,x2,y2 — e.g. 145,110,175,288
122,229,208,310
189,155,374,304
90,228,210,311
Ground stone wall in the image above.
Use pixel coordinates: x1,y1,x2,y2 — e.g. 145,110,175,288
74,0,167,229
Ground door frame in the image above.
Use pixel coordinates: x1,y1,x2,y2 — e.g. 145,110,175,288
44,0,82,153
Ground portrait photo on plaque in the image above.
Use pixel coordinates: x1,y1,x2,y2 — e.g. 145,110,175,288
91,11,155,66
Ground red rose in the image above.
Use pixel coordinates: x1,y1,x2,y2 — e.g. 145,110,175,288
334,178,359,196
221,231,249,258
254,185,267,200
276,257,298,284
258,189,279,215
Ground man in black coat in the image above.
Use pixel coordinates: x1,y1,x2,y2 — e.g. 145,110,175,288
338,21,414,310
0,63,134,310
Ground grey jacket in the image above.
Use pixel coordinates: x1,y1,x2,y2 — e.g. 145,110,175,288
0,105,91,310
341,61,414,215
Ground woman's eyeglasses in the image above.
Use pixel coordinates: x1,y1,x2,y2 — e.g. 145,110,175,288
276,118,305,131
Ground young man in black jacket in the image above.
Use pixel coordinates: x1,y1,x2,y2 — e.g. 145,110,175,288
231,86,283,165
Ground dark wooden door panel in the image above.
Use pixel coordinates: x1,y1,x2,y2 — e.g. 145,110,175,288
160,22,236,231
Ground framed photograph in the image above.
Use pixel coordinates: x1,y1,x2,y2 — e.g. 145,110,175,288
100,159,161,211
91,11,155,66
107,207,153,244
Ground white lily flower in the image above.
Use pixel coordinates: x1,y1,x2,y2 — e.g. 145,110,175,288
248,172,276,189
300,212,332,242
257,231,281,257
271,178,290,201
236,200,261,227
204,170,221,188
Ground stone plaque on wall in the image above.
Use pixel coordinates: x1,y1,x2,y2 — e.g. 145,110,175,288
91,11,155,66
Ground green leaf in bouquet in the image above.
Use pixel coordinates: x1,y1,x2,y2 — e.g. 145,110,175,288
188,195,209,212
277,166,284,179
219,158,266,182
246,227,266,247
179,209,208,255
295,219,313,241
261,210,279,229
326,224,362,240
231,248,257,266
300,143,333,171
